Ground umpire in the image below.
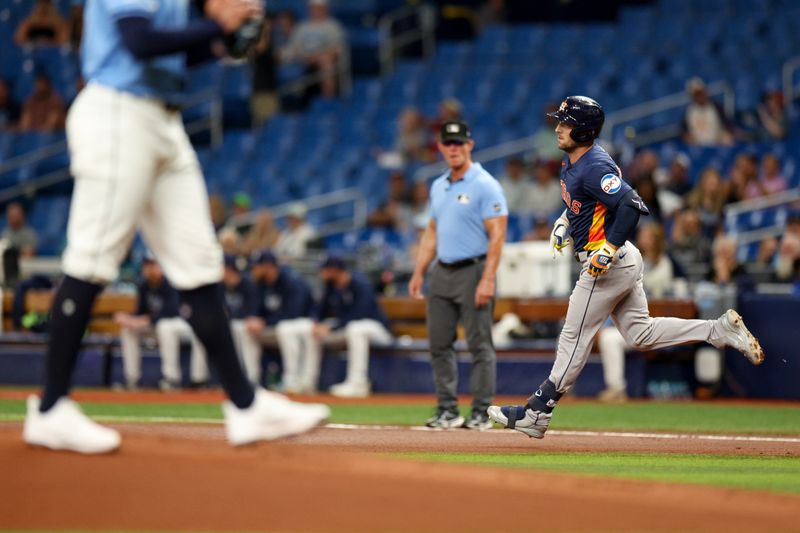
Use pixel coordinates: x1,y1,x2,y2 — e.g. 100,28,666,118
408,120,508,429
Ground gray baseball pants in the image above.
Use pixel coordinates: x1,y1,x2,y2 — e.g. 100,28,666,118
427,260,496,412
550,243,728,392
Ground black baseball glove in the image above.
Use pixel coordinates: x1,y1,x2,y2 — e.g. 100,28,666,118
224,16,265,59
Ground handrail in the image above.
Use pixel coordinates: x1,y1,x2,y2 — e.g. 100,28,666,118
224,187,367,238
0,139,67,175
602,80,735,144
378,3,436,76
723,188,800,246
413,134,538,182
781,55,800,111
276,43,353,98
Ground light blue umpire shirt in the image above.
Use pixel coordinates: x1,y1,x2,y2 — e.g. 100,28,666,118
82,0,188,104
429,162,508,264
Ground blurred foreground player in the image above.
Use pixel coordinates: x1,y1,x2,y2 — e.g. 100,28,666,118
23,0,328,454
488,96,764,439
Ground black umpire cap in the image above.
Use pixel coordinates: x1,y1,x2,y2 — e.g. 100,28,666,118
440,120,471,143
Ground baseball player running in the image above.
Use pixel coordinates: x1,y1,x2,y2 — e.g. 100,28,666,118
23,0,328,455
488,96,764,439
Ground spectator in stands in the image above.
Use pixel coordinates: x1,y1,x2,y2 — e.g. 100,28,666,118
227,191,253,235
249,15,278,127
682,77,733,146
245,250,317,391
18,73,66,133
706,234,754,291
367,170,411,231
394,107,434,164
68,0,84,49
776,214,800,281
240,208,280,256
113,256,209,390
428,98,464,153
305,255,393,398
656,152,690,219
221,254,260,384
751,154,788,197
727,153,759,202
218,226,241,256
686,167,726,238
529,103,563,164
0,79,21,130
528,160,563,220
670,209,712,275
597,221,688,402
522,217,551,242
14,0,68,47
499,158,533,215
275,202,316,259
2,202,38,258
479,0,507,25
404,180,431,237
633,175,663,222
756,89,787,141
279,0,346,99
209,194,228,232
627,149,664,185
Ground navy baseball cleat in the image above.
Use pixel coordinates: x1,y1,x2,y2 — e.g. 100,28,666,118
487,405,552,439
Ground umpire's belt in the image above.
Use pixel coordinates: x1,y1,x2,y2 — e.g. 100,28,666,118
438,254,486,270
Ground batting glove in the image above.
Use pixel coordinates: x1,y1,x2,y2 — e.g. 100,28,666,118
587,242,619,277
549,211,571,258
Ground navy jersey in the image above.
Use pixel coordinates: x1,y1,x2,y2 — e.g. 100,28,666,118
315,272,391,331
135,278,180,323
223,275,257,320
253,267,314,326
559,144,633,253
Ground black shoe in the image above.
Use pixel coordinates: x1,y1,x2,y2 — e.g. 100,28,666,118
425,408,465,429
463,409,492,430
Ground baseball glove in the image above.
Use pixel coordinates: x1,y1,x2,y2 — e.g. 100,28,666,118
224,16,265,59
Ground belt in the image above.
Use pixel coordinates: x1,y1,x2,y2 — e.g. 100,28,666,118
438,254,486,269
574,244,627,264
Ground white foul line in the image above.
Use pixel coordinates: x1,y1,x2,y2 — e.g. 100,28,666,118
325,423,800,444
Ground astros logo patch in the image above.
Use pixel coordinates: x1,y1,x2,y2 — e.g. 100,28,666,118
600,173,622,194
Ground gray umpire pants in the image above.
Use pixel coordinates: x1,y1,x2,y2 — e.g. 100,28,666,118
427,259,496,413
549,242,726,393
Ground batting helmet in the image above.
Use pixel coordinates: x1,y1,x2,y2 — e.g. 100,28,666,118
547,96,605,144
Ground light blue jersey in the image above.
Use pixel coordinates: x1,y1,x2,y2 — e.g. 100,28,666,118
429,162,508,263
82,0,188,102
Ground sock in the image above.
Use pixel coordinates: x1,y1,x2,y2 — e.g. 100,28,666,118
178,283,254,409
527,379,563,413
40,276,104,412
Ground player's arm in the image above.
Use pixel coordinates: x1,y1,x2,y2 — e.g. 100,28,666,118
115,0,259,60
476,215,507,307
588,190,649,276
408,219,437,299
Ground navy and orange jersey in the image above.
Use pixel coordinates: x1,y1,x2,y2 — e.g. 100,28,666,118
558,144,633,253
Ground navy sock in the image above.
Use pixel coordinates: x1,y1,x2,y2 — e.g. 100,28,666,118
40,276,104,412
527,379,563,413
178,283,254,409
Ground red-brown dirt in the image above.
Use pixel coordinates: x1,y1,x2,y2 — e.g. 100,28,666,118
1,390,799,532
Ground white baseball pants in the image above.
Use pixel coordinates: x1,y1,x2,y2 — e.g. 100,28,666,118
120,317,209,385
64,83,222,288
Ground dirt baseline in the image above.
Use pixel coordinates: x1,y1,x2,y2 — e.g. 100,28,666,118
2,420,799,533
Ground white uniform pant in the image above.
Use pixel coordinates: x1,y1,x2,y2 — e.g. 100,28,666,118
120,317,209,385
230,319,264,384
273,318,319,391
64,83,222,288
289,319,393,387
598,326,627,392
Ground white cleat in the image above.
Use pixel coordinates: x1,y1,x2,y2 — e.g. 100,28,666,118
223,388,330,446
23,395,121,454
329,380,371,399
717,309,765,365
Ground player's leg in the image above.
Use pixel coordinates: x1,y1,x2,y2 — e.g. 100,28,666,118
140,118,328,443
330,319,393,398
458,265,496,429
275,319,306,392
234,319,263,385
597,324,628,402
25,85,160,453
426,266,464,428
119,326,144,389
177,318,209,385
154,318,183,389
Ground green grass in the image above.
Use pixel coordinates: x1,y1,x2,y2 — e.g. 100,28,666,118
400,452,800,494
2,399,799,434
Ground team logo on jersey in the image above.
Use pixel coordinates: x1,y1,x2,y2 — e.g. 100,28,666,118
600,173,622,194
457,194,471,204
